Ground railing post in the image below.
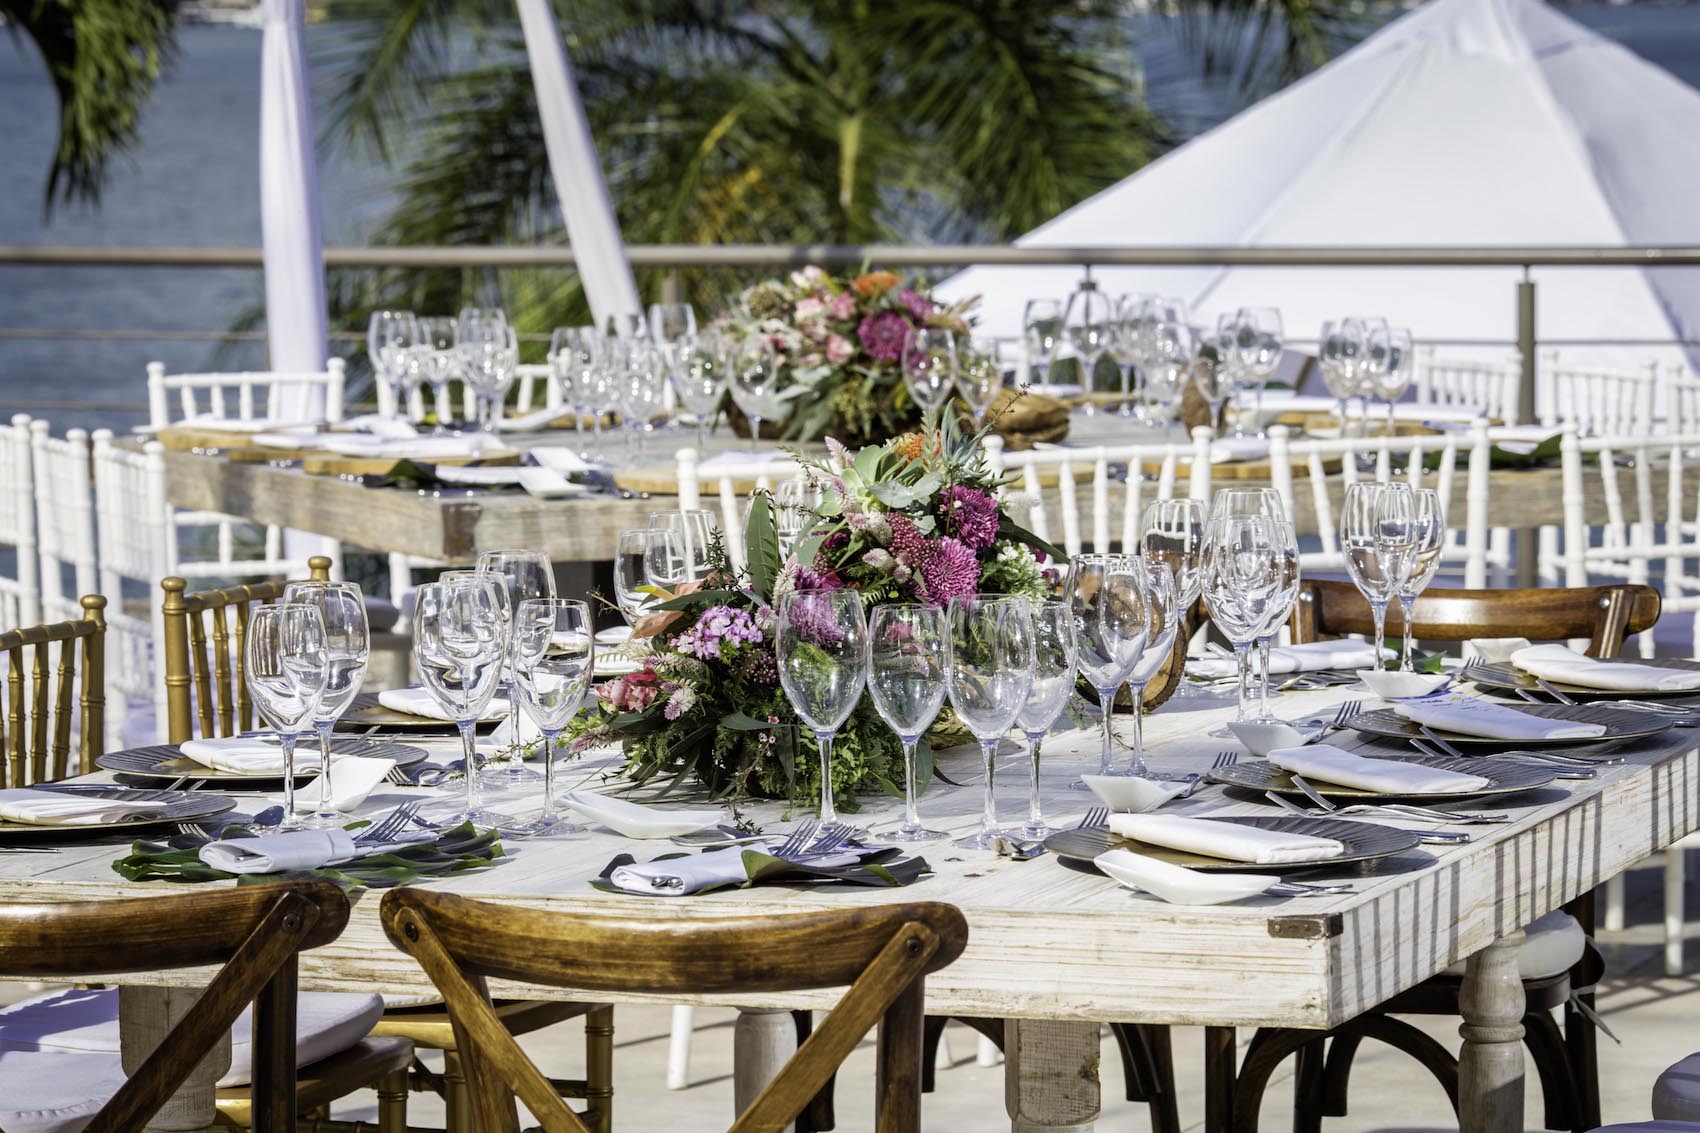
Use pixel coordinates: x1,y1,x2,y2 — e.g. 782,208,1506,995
1516,270,1537,425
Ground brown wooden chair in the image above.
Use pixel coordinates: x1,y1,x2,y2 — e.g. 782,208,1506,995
160,555,333,743
380,890,970,1133
1288,579,1661,658
2,593,106,787
0,880,409,1133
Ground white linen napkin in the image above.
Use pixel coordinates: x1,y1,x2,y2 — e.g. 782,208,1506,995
178,736,321,776
0,788,170,826
292,756,396,813
517,467,590,499
175,415,323,434
1108,813,1344,865
337,414,419,439
1469,638,1534,664
527,447,594,475
1094,849,1273,906
1393,692,1605,741
1511,643,1700,692
559,791,721,839
609,844,863,896
376,687,510,722
199,829,358,875
1190,640,1388,680
430,465,527,487
1267,744,1490,794
318,435,506,460
1209,436,1271,464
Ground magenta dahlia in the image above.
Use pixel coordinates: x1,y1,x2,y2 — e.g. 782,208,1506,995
857,310,909,363
940,486,1001,550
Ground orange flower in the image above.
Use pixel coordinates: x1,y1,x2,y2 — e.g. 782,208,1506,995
630,578,706,640
852,271,901,299
890,433,925,460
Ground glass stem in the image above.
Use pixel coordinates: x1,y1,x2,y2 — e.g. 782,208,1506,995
1385,402,1397,438
816,731,837,825
1371,601,1388,667
696,419,707,454
280,732,297,820
1233,643,1252,722
504,684,525,770
458,720,480,820
1125,689,1146,777
901,738,923,831
1026,734,1044,830
979,739,998,837
1097,686,1118,776
314,721,335,811
1259,637,1273,717
540,729,558,818
1400,595,1416,672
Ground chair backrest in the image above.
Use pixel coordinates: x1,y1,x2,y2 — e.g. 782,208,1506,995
981,428,1214,557
1289,580,1660,659
160,557,333,743
89,431,172,745
29,422,98,624
0,879,349,1133
1667,367,1700,434
0,413,41,630
146,358,347,428
1538,350,1657,435
1266,421,1492,584
1,594,106,787
381,889,968,1133
1415,348,1521,421
675,448,806,569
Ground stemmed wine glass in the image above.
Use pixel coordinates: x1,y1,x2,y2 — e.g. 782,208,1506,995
1233,307,1284,437
771,481,821,558
1063,284,1114,415
867,604,949,843
368,310,417,423
477,548,556,784
1341,482,1418,666
1195,324,1237,435
1320,318,1365,434
730,337,783,449
1110,295,1146,417
281,581,370,827
413,317,458,432
1140,499,1207,699
645,510,715,585
613,529,667,624
1014,598,1077,838
776,590,869,826
617,344,666,464
1121,562,1179,777
549,326,601,455
902,327,956,419
1201,515,1280,730
1395,489,1446,670
670,331,727,452
647,302,697,356
945,595,1035,851
506,597,595,837
1143,308,1193,426
1069,555,1148,780
462,321,518,434
956,337,1003,425
245,602,328,829
1248,521,1302,723
414,577,513,829
1021,299,1062,386
1372,326,1416,436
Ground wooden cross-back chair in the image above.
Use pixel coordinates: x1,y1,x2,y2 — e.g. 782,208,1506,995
380,890,969,1133
2,593,106,788
1288,580,1661,659
160,556,332,743
0,881,349,1133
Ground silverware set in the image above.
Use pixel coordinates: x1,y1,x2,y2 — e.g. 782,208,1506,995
648,821,856,888
1463,658,1700,722
1411,725,1610,778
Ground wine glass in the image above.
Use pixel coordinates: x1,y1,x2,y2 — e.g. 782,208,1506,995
245,602,328,830
618,344,666,464
1014,598,1077,838
902,327,956,418
1069,555,1148,780
771,480,822,557
414,578,512,829
1141,498,1207,700
1122,562,1179,777
730,337,783,448
1143,311,1193,426
955,336,1003,425
281,580,370,828
1320,318,1365,434
550,325,601,454
670,331,727,453
645,510,716,584
945,594,1035,851
1340,483,1417,666
1064,285,1114,414
647,302,697,355
462,321,519,434
506,597,595,837
477,548,556,785
1236,307,1284,436
776,590,869,826
1373,326,1416,437
613,529,666,623
1212,486,1286,525
1249,521,1301,723
368,310,417,423
1355,316,1391,432
1021,299,1062,385
1201,516,1280,729
1194,324,1236,435
412,317,459,432
1396,488,1446,670
867,604,949,843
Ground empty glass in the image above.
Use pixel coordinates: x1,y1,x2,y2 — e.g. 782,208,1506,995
1070,554,1148,780
730,337,784,447
613,529,666,623
1063,285,1114,414
867,604,949,842
414,577,512,829
1320,318,1365,434
1021,299,1063,385
902,327,956,418
1233,307,1285,437
1122,562,1179,777
945,595,1035,851
462,321,519,434
1395,488,1446,670
1340,482,1418,666
775,590,869,826
245,602,328,829
1372,325,1416,436
1141,498,1208,701
1142,307,1193,425
1249,521,1302,722
414,317,458,432
281,581,370,828
549,326,601,454
670,331,727,452
1194,324,1237,434
647,302,697,352
368,310,417,423
1014,598,1077,838
645,510,716,585
956,337,1003,425
507,598,595,837
477,548,556,784
1201,516,1280,728
771,481,821,558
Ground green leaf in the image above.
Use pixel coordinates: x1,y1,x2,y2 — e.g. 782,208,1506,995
722,711,779,731
653,588,741,612
998,516,1068,566
744,492,782,603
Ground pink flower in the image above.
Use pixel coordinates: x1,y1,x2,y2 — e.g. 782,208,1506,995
824,333,853,365
795,296,826,320
857,311,909,363
940,486,1001,550
898,289,935,321
828,291,857,320
790,266,827,289
598,665,661,712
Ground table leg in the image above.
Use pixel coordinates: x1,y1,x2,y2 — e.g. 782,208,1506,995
1004,1019,1100,1132
1203,1025,1236,1133
119,984,231,1133
734,1007,798,1133
1458,930,1526,1133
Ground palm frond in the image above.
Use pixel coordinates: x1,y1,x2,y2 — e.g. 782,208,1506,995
1172,0,1368,101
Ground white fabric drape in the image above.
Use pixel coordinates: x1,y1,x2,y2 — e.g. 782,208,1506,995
516,0,642,334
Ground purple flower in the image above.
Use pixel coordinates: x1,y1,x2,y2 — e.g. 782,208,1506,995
785,592,848,648
672,604,765,660
927,537,982,605
857,311,909,363
897,289,936,321
940,486,1001,550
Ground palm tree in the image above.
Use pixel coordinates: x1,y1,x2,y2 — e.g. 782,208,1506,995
3,0,180,216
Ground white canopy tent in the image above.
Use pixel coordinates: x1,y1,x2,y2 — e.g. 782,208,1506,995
937,0,1700,377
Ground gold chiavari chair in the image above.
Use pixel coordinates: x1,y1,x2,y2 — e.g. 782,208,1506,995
159,555,332,743
2,593,106,787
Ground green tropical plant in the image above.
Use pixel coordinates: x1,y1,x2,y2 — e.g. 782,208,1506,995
3,0,180,216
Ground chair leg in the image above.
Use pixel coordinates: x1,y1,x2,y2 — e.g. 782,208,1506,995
1320,1030,1364,1117
442,1050,471,1133
1565,994,1602,1131
1604,873,1626,932
976,1034,1001,1066
1109,1024,1181,1133
1293,1041,1327,1133
793,1009,835,1133
1523,1008,1580,1131
666,1004,693,1091
585,1005,615,1133
377,1068,409,1133
1667,844,1687,976
920,1016,951,1093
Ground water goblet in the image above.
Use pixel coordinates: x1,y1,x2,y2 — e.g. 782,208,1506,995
956,337,1004,425
245,602,328,829
1249,521,1301,722
1396,488,1446,670
867,604,950,843
945,594,1035,850
1021,298,1062,385
730,337,783,448
367,310,416,423
415,316,458,432
775,590,869,826
670,331,727,452
1122,562,1180,777
506,598,595,836
1063,285,1114,414
414,577,513,829
281,580,370,828
902,327,956,419
645,510,716,583
1070,554,1148,780
1141,498,1208,701
1341,482,1417,666
614,529,668,623
477,549,555,784
1201,515,1280,731
1014,598,1077,838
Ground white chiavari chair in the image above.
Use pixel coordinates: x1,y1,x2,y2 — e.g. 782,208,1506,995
980,428,1214,557
146,358,346,429
1415,347,1521,421
0,414,41,631
89,431,173,745
675,448,806,570
1539,350,1658,436
1666,366,1700,434
28,423,98,627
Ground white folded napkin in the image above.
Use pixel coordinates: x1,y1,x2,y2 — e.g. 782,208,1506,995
318,435,506,460
1393,692,1605,741
499,406,573,432
1108,813,1344,865
199,829,358,875
487,711,544,752
176,415,324,434
559,791,721,839
517,467,590,498
1511,643,1700,692
1209,437,1271,464
609,843,863,896
1267,744,1490,794
1356,669,1453,700
178,736,320,776
430,465,527,486
0,788,170,826
1469,638,1534,664
527,447,594,475
1095,848,1274,906
337,414,419,439
1190,640,1388,680
376,687,510,722
292,756,396,813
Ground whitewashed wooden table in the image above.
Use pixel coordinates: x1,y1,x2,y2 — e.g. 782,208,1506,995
4,683,1698,1132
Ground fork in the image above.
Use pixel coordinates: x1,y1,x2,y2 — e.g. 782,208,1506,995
1411,734,1602,779
1211,751,1239,773
1077,807,1108,830
1534,677,1579,705
1264,786,1506,825
1322,699,1362,739
1415,725,1616,766
1287,775,1471,843
772,820,820,859
355,801,425,845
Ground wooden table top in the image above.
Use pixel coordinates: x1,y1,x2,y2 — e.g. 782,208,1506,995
5,681,1694,1031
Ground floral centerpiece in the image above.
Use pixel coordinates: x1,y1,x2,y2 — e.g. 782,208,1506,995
569,412,1064,809
713,265,974,445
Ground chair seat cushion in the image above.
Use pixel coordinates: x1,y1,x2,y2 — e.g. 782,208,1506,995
0,988,383,1087
1593,1124,1700,1131
0,1049,126,1133
1655,1052,1700,1121
1441,909,1585,980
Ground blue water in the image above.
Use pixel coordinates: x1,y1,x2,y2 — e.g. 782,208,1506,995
2,4,1699,435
